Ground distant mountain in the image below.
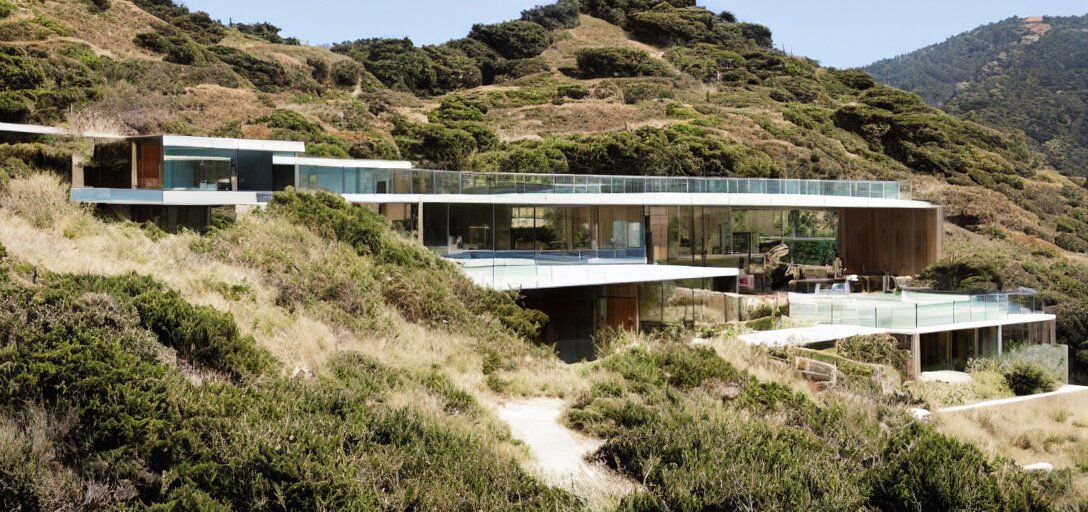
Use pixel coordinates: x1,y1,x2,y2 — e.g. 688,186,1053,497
867,15,1088,175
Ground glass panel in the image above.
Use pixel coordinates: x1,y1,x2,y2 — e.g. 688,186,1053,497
164,147,235,191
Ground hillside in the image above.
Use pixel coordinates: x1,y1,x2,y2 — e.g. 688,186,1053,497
0,0,1088,509
867,15,1088,175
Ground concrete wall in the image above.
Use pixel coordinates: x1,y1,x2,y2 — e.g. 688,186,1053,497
838,207,943,276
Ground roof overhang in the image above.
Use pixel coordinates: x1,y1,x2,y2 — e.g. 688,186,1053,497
157,135,305,153
274,155,413,169
456,261,739,291
344,193,936,209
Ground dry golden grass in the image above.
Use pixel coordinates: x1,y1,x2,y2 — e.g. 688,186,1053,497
934,390,1088,498
541,15,672,70
29,0,163,60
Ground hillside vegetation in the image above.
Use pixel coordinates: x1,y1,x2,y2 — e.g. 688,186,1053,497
0,0,1087,508
867,15,1088,175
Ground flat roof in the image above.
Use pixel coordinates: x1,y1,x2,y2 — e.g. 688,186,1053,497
158,135,305,153
739,325,888,347
273,155,412,169
343,193,936,209
0,122,126,140
456,261,739,291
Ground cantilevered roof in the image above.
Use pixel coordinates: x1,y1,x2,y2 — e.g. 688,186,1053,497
0,122,126,140
158,135,305,153
273,155,412,169
344,192,936,209
456,261,738,291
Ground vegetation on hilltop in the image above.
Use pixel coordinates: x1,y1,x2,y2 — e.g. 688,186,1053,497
867,15,1088,175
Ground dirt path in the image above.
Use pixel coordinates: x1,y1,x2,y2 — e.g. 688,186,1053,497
497,398,636,510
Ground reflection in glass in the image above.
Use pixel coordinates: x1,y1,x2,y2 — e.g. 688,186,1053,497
164,147,234,190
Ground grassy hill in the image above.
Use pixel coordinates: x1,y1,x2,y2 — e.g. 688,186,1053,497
0,0,1087,509
867,15,1088,176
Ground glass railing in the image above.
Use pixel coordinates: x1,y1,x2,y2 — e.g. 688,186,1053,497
789,291,1045,329
70,188,165,203
333,167,911,200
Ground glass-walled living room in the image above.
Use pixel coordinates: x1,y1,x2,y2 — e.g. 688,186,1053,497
656,206,838,268
422,204,645,264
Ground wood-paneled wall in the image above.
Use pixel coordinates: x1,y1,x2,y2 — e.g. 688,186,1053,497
838,207,943,276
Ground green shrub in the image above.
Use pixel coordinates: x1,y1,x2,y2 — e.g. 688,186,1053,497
556,84,588,99
331,38,481,96
521,0,580,30
428,96,487,124
621,81,673,104
134,26,213,66
574,47,671,78
867,423,1054,511
394,119,477,170
665,43,746,83
207,45,287,92
329,59,363,87
468,20,552,60
837,334,908,375
1003,362,1058,396
265,190,548,340
920,259,1005,292
0,0,15,18
233,21,298,45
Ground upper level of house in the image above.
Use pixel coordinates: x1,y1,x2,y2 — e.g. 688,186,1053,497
33,126,932,210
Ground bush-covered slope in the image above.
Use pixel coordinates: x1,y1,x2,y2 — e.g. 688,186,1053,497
867,15,1088,175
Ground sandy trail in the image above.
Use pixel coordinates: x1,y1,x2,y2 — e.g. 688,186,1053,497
497,398,636,510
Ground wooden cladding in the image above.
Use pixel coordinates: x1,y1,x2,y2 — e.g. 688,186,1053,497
136,140,163,189
838,207,943,276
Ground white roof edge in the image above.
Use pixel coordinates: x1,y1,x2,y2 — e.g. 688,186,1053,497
273,155,413,169
161,135,305,153
343,193,936,209
0,122,126,140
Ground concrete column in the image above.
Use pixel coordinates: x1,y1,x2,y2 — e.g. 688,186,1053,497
910,333,921,379
997,325,1004,357
71,154,85,188
130,142,137,188
417,200,424,244
973,328,980,357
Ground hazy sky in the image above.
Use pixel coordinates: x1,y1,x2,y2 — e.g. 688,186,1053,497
181,0,1088,68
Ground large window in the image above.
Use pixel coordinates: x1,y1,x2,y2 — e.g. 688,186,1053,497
434,204,647,263
164,147,234,191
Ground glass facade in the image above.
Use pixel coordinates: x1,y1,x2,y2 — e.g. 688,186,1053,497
424,204,645,263
659,207,839,268
164,147,235,191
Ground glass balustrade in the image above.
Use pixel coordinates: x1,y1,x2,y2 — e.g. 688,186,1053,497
789,291,1043,329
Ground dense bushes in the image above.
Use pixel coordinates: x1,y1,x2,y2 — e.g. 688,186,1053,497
573,47,670,78
837,334,908,375
265,190,548,340
833,85,1035,185
233,21,299,45
207,45,287,92
134,26,213,66
568,343,1063,510
520,0,581,30
0,266,574,510
1003,362,1058,396
665,43,747,83
468,21,553,60
920,259,1005,292
40,272,275,380
477,124,776,177
331,38,482,96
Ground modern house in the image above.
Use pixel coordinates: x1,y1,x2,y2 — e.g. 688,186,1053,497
0,123,1060,371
